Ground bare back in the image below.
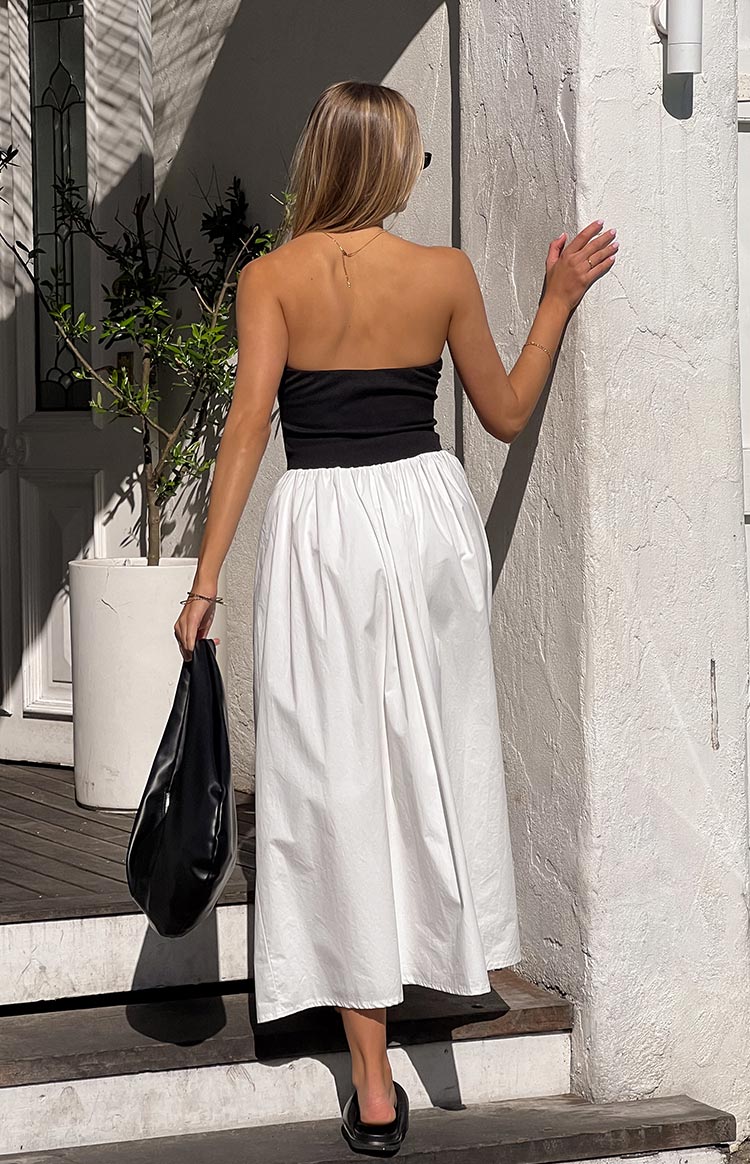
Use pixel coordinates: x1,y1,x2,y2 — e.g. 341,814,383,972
266,230,452,370
234,225,517,445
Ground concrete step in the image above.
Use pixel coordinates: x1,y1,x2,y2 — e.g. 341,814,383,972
0,896,252,1005
0,1093,735,1163
0,972,572,1155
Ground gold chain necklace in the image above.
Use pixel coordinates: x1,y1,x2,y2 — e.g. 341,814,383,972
323,227,388,288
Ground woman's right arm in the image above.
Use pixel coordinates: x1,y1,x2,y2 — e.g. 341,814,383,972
173,256,288,660
446,220,618,443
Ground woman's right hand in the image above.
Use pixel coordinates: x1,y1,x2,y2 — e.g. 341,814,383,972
174,595,217,662
542,220,618,314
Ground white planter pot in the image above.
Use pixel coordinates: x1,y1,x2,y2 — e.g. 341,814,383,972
69,557,228,811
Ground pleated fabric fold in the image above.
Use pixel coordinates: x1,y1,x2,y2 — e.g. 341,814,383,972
251,448,521,1024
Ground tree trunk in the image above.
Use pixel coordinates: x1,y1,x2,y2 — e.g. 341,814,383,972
144,463,161,566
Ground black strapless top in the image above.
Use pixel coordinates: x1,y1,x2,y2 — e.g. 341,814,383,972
276,357,444,469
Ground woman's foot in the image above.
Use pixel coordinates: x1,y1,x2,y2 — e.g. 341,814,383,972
352,1065,397,1124
341,1080,409,1157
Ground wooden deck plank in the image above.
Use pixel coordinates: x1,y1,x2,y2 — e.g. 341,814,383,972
0,799,133,847
0,760,254,813
0,763,78,799
0,879,39,902
1,837,126,893
0,857,95,898
2,807,130,860
0,825,129,885
0,767,253,830
0,786,134,836
0,778,135,833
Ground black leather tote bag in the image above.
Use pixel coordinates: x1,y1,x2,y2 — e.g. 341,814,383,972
126,637,237,938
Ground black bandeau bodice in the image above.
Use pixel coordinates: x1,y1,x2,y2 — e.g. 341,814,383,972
276,357,443,469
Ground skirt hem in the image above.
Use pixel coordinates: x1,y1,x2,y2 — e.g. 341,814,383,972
254,952,524,1026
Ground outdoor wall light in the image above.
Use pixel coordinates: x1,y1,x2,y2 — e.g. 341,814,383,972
651,0,703,74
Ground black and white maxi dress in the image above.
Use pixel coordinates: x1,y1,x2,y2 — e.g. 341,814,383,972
251,355,522,1024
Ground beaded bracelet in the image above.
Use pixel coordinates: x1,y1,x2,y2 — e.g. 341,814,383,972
523,339,554,366
180,591,225,606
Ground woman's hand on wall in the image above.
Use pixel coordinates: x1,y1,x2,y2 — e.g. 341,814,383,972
543,220,618,313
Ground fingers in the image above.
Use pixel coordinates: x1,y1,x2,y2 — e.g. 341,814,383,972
173,614,200,662
174,623,193,662
548,232,567,259
583,227,617,265
583,238,618,283
572,222,617,291
566,219,607,254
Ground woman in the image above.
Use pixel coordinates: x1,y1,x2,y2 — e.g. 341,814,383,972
174,79,617,1157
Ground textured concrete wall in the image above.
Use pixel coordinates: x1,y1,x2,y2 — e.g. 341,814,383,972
461,0,750,1133
575,0,750,1123
459,0,592,1090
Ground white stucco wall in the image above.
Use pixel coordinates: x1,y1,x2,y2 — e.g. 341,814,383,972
576,0,750,1121
459,0,590,1033
461,0,750,1134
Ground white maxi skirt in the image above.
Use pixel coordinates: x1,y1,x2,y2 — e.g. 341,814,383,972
251,447,522,1024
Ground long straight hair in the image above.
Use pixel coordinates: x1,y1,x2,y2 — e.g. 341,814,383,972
275,80,424,244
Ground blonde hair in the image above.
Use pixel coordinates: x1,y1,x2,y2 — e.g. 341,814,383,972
275,80,425,244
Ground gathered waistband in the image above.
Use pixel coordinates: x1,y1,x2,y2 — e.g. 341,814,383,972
283,429,442,470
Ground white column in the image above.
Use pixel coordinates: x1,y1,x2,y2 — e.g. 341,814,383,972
461,0,750,1133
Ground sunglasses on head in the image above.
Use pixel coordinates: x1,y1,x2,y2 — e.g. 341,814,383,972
423,151,432,169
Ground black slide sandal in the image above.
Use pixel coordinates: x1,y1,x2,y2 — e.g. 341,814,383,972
341,1079,410,1157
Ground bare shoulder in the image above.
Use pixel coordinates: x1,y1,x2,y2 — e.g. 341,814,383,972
397,239,463,263
236,234,298,275
433,244,477,278
238,244,288,284
413,243,478,289
258,233,322,269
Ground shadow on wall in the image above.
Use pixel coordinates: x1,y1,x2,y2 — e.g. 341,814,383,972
153,0,456,229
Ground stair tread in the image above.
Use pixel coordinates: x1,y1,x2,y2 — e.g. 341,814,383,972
0,1093,735,1163
0,969,572,1088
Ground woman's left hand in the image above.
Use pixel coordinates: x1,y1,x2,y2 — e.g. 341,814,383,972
174,597,218,662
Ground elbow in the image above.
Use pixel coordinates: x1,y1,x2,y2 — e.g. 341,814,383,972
225,410,273,445
505,418,527,444
484,383,526,444
485,417,524,444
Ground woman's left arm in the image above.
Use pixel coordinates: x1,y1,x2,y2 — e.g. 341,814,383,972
174,256,287,659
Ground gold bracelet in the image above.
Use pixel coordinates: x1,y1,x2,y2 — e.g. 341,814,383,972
180,591,224,605
523,339,553,366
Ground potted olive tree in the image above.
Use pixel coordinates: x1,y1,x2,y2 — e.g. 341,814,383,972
0,148,276,808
